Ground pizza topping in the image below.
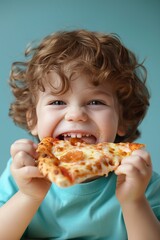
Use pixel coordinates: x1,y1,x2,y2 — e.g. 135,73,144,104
60,151,84,162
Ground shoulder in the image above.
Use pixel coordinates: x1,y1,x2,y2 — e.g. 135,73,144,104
147,171,160,189
0,158,12,180
146,171,160,220
146,171,160,198
0,158,18,206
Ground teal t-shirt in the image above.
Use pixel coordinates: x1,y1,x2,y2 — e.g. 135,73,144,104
0,158,160,239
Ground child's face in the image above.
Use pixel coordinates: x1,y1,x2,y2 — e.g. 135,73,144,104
31,71,125,143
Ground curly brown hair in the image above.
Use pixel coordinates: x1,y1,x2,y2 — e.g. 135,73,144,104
9,29,150,142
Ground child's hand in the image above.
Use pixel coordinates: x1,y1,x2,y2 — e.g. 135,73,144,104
10,139,51,201
115,149,152,205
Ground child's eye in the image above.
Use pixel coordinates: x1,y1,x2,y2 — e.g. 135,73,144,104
50,100,66,105
88,100,105,105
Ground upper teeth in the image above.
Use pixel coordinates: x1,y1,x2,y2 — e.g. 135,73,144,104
63,133,91,138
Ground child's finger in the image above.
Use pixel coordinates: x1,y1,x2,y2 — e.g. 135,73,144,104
10,140,37,159
12,151,36,169
131,150,152,168
17,166,44,179
115,163,140,177
121,150,152,170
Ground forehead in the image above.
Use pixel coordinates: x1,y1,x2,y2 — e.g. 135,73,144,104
44,70,113,94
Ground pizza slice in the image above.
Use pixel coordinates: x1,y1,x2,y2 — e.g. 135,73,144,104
36,137,145,188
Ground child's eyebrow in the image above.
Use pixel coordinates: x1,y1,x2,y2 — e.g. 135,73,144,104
39,88,114,99
39,90,62,97
87,89,113,98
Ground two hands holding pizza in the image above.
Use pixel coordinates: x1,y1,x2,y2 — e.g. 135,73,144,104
10,138,152,205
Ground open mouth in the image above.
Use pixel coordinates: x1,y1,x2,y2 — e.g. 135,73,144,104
57,132,97,144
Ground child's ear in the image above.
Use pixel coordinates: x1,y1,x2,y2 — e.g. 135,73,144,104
30,125,38,136
26,110,38,136
117,126,126,137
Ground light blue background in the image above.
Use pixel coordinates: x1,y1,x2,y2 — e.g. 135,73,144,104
0,0,160,174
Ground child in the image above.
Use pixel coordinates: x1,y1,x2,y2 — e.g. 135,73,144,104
0,29,160,240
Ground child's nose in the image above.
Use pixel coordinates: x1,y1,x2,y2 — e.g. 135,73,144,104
65,106,88,122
